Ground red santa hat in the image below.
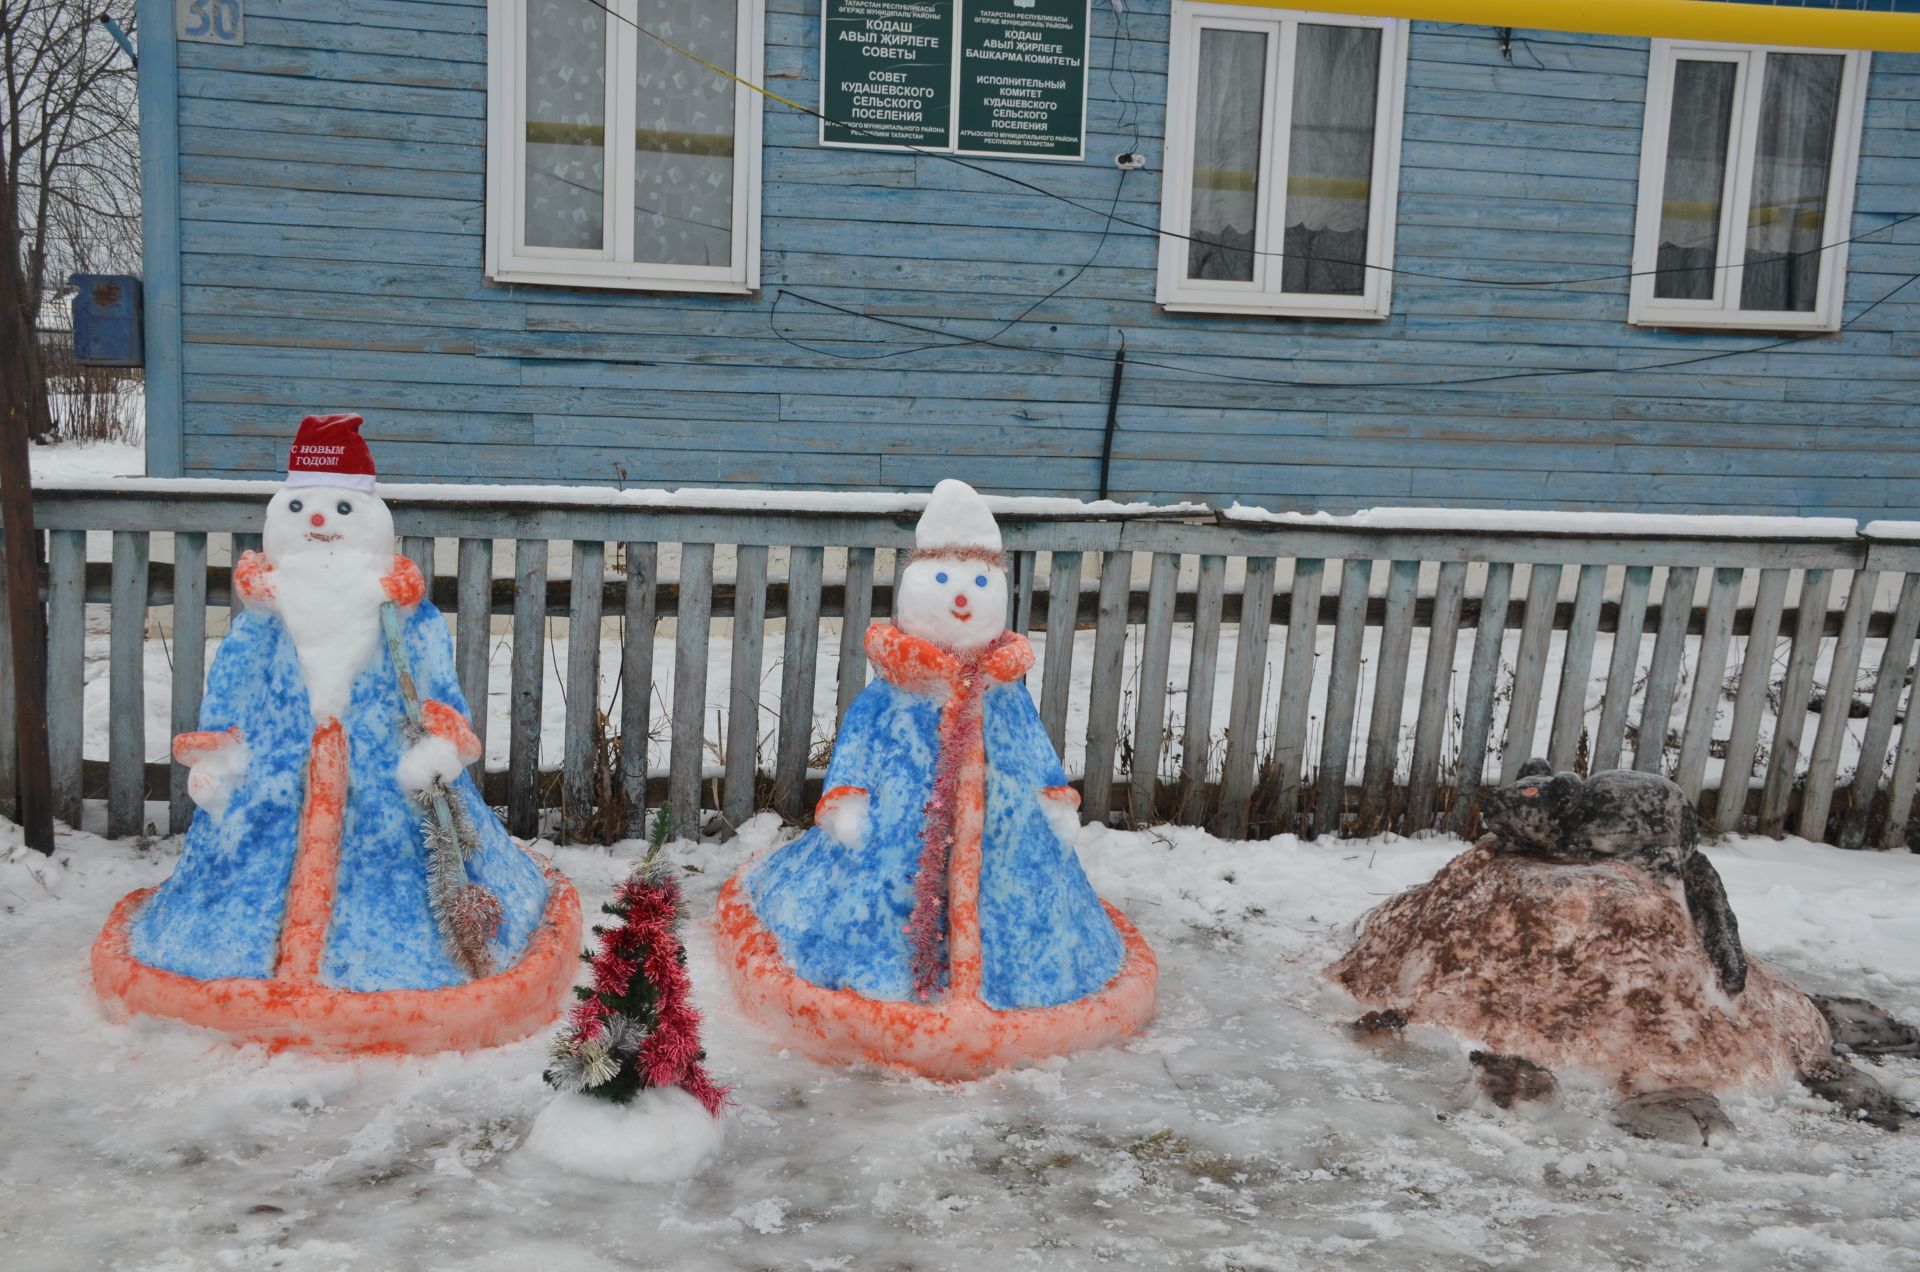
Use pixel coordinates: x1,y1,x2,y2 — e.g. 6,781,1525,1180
286,413,377,492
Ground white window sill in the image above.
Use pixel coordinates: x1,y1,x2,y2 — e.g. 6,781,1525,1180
1628,306,1840,333
1159,298,1390,321
486,266,756,295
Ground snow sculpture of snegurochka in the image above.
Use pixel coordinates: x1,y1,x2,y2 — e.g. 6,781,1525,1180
715,479,1158,1079
91,415,581,1054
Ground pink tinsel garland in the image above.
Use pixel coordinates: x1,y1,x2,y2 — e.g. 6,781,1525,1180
904,635,1013,1001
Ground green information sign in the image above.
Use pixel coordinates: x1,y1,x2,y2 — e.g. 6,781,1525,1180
956,0,1089,160
820,0,955,150
820,0,1089,161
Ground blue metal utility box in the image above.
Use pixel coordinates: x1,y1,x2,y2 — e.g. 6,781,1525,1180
69,274,144,367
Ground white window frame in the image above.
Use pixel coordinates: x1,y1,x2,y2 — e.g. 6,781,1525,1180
485,0,764,293
1629,39,1869,332
1156,3,1408,320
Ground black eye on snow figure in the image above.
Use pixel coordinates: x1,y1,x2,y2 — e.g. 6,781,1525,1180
289,499,304,513
336,501,353,516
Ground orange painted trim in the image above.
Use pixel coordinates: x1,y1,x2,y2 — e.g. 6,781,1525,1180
815,785,868,822
382,555,426,608
1040,785,1080,809
91,865,582,1056
277,720,348,985
173,726,242,764
945,703,988,1003
421,700,482,766
714,872,1158,1081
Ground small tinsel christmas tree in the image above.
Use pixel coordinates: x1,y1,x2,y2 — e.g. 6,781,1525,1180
544,808,729,1115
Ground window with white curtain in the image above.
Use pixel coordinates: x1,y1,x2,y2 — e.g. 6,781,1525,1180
1630,40,1869,331
1157,4,1408,319
486,0,764,292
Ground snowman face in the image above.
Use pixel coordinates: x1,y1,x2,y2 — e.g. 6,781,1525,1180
896,556,1008,651
263,485,395,563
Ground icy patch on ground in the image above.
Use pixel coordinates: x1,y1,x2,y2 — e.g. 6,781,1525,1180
1,815,1917,1270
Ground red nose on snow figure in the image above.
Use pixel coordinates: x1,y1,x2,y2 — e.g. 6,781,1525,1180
714,479,1159,1080
90,414,583,1055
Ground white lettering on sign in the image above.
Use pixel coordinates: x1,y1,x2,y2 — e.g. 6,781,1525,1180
177,0,244,45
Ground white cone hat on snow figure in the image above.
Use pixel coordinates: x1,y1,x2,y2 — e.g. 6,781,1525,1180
92,414,582,1054
716,479,1158,1080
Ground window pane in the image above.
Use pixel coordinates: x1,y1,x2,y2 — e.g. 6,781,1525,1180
1654,59,1736,301
524,0,607,251
1188,28,1266,282
1742,53,1843,312
635,0,736,267
1282,24,1379,296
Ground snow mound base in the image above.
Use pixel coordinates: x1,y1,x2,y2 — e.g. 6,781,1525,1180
520,1087,723,1183
1327,841,1832,1092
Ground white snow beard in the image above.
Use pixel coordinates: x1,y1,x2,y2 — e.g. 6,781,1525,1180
272,551,394,724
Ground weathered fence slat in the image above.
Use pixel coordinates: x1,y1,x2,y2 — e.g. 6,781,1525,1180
1841,571,1920,850
1798,568,1877,841
1405,559,1465,828
1759,569,1834,836
1361,559,1420,822
621,541,658,835
1634,566,1699,774
670,542,715,837
402,535,434,586
775,545,825,822
1673,567,1743,802
1500,562,1563,783
1273,557,1326,830
1129,551,1180,826
1593,565,1653,771
46,529,87,828
1039,550,1084,753
1011,549,1035,636
726,544,770,833
108,531,150,839
168,532,210,835
1082,550,1133,826
1715,567,1790,835
561,539,604,842
1882,655,1920,850
1216,555,1277,839
507,538,548,840
0,536,11,822
1316,557,1374,836
1179,553,1227,819
454,537,492,783
1547,563,1606,772
837,546,875,726
1447,560,1513,834
888,547,908,623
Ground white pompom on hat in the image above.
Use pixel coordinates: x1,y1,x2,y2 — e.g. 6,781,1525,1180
913,479,1003,560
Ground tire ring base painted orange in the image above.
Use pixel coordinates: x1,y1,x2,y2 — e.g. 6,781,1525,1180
90,873,583,1057
715,872,1158,1081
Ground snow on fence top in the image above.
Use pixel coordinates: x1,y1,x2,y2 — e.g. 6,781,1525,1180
1220,503,1864,541
27,476,1211,523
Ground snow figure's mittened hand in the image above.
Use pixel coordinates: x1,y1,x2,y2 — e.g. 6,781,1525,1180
1040,784,1081,847
816,786,871,849
382,555,426,609
231,550,275,609
174,726,249,819
399,701,481,792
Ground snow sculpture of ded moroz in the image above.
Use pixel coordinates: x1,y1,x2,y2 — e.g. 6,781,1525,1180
715,479,1158,1079
91,415,582,1054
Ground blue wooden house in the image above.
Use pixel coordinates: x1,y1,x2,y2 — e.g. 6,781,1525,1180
136,0,1920,514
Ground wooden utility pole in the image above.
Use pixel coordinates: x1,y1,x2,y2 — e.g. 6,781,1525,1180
0,160,55,853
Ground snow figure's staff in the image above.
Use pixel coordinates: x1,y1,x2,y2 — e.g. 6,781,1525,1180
379,600,501,980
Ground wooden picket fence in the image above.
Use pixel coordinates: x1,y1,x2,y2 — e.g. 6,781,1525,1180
6,480,1920,852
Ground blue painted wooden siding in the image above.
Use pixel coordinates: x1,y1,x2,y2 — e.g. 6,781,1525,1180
162,1,1920,514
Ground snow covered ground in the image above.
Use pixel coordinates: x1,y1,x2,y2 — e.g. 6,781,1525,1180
3,815,1917,1271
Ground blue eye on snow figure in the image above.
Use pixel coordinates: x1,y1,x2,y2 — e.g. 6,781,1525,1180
936,572,949,584
975,575,988,588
